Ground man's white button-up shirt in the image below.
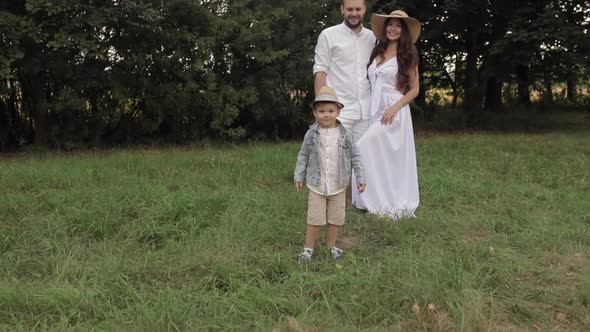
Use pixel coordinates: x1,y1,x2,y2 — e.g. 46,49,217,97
313,23,376,120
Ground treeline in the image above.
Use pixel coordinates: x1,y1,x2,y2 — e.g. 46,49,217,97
1,0,588,150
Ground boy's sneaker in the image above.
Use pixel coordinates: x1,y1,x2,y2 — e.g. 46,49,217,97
298,248,313,264
330,247,345,261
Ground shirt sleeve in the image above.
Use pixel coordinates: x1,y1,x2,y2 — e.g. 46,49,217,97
313,31,330,75
294,131,311,182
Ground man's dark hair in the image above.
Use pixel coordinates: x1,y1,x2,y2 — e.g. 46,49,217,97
341,0,365,5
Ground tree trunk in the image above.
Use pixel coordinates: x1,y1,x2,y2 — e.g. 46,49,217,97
443,67,458,108
543,72,554,104
8,80,23,148
452,55,460,108
89,95,103,147
463,31,481,112
516,64,531,107
415,48,426,110
484,76,503,112
0,98,8,152
20,76,49,147
566,72,577,103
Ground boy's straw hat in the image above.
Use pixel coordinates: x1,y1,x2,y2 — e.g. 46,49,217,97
313,86,344,109
371,10,421,44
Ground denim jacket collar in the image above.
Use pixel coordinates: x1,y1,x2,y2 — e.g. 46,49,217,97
308,120,346,136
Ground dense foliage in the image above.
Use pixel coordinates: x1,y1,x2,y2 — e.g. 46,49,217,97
0,0,588,149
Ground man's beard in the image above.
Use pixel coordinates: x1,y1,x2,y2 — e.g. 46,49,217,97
344,17,362,29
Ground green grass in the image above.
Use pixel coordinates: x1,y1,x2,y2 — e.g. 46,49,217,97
1,127,589,330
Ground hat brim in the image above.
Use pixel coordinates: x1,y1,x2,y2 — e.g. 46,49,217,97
371,13,421,44
311,99,344,110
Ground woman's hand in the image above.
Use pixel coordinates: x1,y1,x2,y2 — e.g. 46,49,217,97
380,106,399,125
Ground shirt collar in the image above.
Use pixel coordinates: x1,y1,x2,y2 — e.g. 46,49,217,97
339,22,365,36
310,120,345,133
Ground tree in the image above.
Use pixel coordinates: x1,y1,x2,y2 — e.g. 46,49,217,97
1,0,588,151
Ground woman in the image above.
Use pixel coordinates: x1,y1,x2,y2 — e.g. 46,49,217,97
352,10,421,219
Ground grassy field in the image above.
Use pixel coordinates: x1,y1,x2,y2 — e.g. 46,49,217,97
1,121,589,330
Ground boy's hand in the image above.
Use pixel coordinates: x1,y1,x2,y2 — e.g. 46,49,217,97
295,181,304,192
358,183,366,193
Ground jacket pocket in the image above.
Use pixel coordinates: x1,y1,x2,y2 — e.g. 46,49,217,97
339,139,350,150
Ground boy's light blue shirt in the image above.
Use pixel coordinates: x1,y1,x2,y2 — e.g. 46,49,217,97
294,121,365,191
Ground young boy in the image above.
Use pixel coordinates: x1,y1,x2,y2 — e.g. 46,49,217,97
294,86,366,263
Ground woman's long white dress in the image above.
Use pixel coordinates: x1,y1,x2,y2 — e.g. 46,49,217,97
352,57,419,219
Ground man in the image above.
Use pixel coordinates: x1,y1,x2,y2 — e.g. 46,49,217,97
313,0,375,206
313,0,375,143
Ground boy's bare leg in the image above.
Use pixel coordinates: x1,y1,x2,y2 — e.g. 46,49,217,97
304,225,321,249
326,224,340,248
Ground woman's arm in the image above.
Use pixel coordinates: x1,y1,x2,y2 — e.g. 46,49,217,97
380,65,420,125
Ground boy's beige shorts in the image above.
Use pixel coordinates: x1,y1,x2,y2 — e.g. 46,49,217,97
307,190,346,226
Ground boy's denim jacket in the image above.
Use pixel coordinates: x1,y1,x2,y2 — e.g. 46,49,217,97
294,120,365,189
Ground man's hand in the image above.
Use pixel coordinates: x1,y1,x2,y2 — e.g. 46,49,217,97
295,181,304,192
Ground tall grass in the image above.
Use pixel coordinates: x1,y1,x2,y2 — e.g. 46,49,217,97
1,128,589,330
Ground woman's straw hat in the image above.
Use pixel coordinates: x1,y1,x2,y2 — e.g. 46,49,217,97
371,10,421,44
